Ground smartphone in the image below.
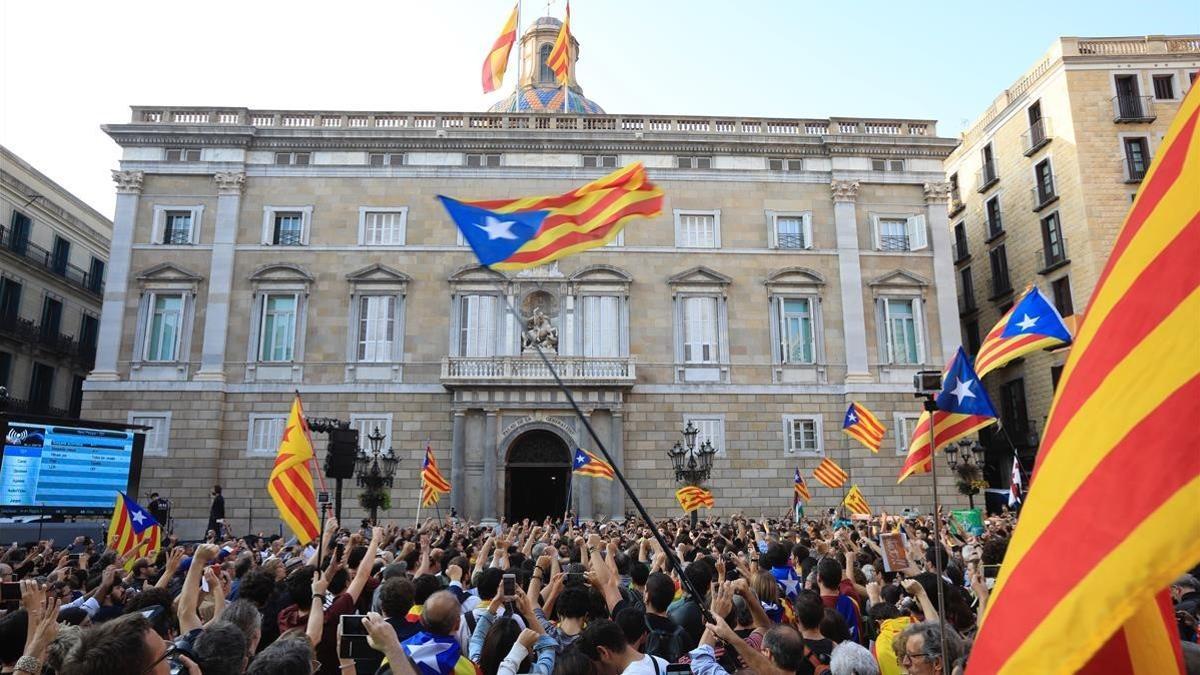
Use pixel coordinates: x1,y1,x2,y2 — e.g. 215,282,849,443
666,665,692,675
502,573,516,598
1,582,22,601
68,553,81,562
339,614,371,658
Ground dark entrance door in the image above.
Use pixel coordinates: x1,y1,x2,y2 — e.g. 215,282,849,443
506,430,570,523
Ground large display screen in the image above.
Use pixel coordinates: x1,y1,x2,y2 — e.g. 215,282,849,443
0,417,145,515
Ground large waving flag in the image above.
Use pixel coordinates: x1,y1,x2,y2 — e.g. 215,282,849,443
842,485,871,516
812,457,848,489
967,81,1200,675
974,287,1073,378
108,492,161,568
572,448,615,480
676,486,714,513
267,395,320,545
438,163,664,270
899,348,998,483
481,3,519,93
421,444,451,508
842,402,886,453
545,1,571,84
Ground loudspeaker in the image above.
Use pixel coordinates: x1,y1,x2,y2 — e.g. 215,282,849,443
324,429,359,480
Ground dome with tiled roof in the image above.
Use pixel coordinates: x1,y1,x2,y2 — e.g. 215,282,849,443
487,15,605,114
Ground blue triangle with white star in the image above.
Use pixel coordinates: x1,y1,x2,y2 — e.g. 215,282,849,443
437,196,548,267
935,347,998,418
999,287,1072,343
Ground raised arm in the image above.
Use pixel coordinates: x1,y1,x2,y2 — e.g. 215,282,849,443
307,567,332,646
179,544,218,633
347,527,383,603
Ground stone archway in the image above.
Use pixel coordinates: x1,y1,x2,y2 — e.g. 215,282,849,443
504,429,571,522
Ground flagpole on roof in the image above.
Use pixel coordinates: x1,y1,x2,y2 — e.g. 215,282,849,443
514,0,522,95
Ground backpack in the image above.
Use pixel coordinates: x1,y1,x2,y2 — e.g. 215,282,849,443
803,644,831,675
644,622,688,664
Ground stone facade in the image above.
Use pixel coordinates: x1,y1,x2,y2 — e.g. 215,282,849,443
943,35,1199,485
1,146,111,417
82,27,974,536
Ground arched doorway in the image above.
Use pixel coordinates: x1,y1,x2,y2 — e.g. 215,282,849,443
506,429,570,522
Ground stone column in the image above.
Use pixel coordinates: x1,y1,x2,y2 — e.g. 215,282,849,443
196,172,245,381
482,409,498,523
577,410,594,521
609,411,625,520
924,182,961,363
91,170,143,381
451,411,466,517
831,180,871,382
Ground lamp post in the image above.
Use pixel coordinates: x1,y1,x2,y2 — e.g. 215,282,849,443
666,421,717,527
945,438,987,511
355,427,399,524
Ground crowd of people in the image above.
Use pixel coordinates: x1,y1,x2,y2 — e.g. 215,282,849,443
3,506,1199,675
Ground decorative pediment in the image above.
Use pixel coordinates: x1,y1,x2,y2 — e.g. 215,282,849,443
764,267,825,290
448,264,507,283
248,263,314,285
569,264,633,284
345,263,412,286
667,266,732,287
135,263,203,284
867,269,930,288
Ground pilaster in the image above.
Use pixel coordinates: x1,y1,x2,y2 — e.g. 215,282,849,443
831,180,871,382
91,170,143,381
451,411,466,517
196,172,245,381
482,409,498,523
924,182,961,364
609,411,625,520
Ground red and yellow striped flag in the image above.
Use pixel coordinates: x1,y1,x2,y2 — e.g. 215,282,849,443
545,2,571,84
676,486,714,513
267,395,320,545
107,492,161,569
897,408,997,483
842,485,871,516
842,402,886,453
967,82,1200,675
812,457,848,489
421,443,451,507
481,3,518,93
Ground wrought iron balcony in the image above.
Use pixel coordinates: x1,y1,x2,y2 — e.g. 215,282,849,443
776,232,808,249
441,355,635,387
958,292,977,315
0,315,94,368
1031,183,1058,212
272,229,304,246
952,240,970,263
1036,240,1070,274
878,234,910,252
976,163,999,193
0,395,69,419
1112,95,1155,123
1021,118,1052,155
0,225,104,297
1125,155,1148,182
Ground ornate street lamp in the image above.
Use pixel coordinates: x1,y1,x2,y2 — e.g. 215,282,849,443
667,421,717,526
355,427,398,523
946,439,986,511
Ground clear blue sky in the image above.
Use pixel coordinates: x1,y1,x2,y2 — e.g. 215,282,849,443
1,0,1197,216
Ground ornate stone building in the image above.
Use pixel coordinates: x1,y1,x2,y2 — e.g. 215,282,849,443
83,20,966,535
944,35,1199,487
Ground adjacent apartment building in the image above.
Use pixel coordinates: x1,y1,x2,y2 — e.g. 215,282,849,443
1,146,110,417
83,18,968,535
944,35,1199,485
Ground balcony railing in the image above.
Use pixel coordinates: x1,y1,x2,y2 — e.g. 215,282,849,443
1031,184,1058,211
0,395,70,419
878,234,910,252
1125,155,1148,182
0,315,94,367
976,163,999,192
163,227,193,244
1021,118,1052,155
952,240,970,263
1112,95,1155,123
959,292,977,315
1036,240,1070,274
273,229,304,246
441,355,635,386
776,232,808,249
0,224,104,297
990,271,1013,299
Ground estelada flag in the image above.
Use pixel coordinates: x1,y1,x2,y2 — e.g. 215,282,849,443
108,492,161,569
842,485,871,516
267,394,320,545
481,3,519,93
438,163,663,270
545,1,571,84
842,402,886,453
967,82,1200,675
572,448,615,480
793,468,810,503
812,457,848,489
676,486,714,513
421,443,451,508
974,286,1073,378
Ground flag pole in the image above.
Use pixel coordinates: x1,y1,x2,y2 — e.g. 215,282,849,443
514,0,523,92
563,468,573,523
922,395,950,666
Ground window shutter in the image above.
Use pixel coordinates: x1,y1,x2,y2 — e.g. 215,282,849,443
907,215,928,251
912,297,926,363
803,214,814,249
775,296,787,363
878,298,892,364
870,215,881,250
783,417,794,453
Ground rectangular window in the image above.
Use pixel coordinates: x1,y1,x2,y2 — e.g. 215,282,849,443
466,153,502,168
1041,212,1066,267
1124,137,1150,181
1050,365,1064,391
683,296,719,364
0,351,10,388
40,297,62,339
259,294,297,362
162,211,194,244
1152,74,1176,100
274,152,310,165
356,295,395,362
165,149,201,162
986,197,1003,238
894,414,922,455
51,236,70,275
145,293,184,361
79,314,99,358
248,415,287,456
583,155,617,169
87,258,105,294
685,416,724,454
1052,276,1074,317
581,295,620,357
783,415,822,455
676,212,718,248
1000,378,1030,439
871,159,905,172
368,153,405,167
778,297,815,364
980,143,997,186
877,218,909,251
676,156,712,169
459,295,497,357
1035,158,1056,204
351,415,392,451
0,277,21,323
29,363,54,412
990,245,1011,296
768,158,803,172
882,298,921,365
959,267,976,312
129,413,171,457
949,173,962,206
774,215,811,249
964,319,981,356
273,212,304,246
362,210,406,245
953,222,969,261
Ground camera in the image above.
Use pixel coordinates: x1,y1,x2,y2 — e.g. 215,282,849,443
914,370,942,395
339,614,371,658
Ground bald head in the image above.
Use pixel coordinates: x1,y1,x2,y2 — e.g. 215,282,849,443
0,563,12,580
422,590,461,636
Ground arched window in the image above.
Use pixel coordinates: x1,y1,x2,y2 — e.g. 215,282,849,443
538,43,556,84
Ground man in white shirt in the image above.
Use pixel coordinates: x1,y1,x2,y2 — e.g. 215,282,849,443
579,619,669,675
